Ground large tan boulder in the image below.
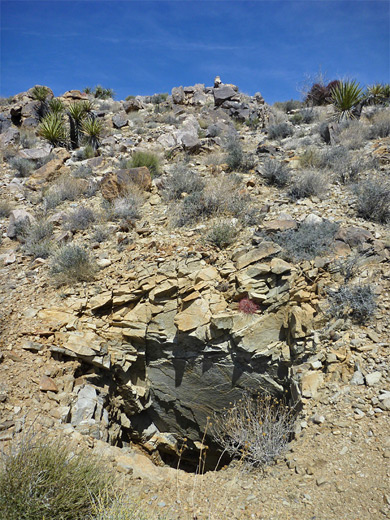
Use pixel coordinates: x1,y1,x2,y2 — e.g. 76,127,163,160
100,167,152,201
25,149,71,190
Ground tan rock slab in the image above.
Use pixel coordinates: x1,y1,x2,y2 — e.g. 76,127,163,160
39,375,58,393
174,297,211,332
233,242,281,269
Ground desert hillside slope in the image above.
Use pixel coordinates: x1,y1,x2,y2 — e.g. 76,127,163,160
0,80,390,519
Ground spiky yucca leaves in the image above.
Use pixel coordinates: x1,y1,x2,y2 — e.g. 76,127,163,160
67,101,93,149
93,85,115,99
48,98,65,115
30,85,50,102
82,116,103,150
38,113,67,147
330,80,364,121
30,85,51,120
365,84,387,105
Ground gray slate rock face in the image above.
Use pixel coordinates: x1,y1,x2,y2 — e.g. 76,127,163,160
213,85,237,106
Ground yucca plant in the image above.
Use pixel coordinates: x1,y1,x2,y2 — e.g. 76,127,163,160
67,101,93,149
93,85,115,99
330,80,364,121
382,84,390,99
38,113,67,147
48,97,65,115
365,83,386,105
30,85,50,102
82,116,103,150
30,85,51,120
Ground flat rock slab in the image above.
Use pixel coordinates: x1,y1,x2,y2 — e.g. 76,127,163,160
233,242,281,269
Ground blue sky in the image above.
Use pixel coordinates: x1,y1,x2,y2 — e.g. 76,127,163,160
1,0,389,104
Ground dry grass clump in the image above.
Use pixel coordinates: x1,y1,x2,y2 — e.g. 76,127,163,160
212,392,296,468
43,176,86,210
288,171,328,200
272,220,339,262
205,221,238,249
107,192,143,222
162,163,204,201
0,200,12,218
65,206,96,232
0,432,113,520
51,244,97,283
175,175,254,227
327,283,376,324
368,109,390,139
260,158,290,187
355,179,390,223
337,119,367,150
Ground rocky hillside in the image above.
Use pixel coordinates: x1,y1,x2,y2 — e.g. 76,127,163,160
0,79,390,519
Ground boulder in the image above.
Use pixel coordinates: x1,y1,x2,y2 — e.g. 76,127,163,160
123,98,144,113
7,209,35,238
0,127,19,147
112,112,128,128
100,167,152,201
213,85,237,106
18,144,52,161
24,149,71,190
171,86,185,104
61,90,88,100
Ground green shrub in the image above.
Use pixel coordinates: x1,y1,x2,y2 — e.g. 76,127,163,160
288,171,328,200
128,150,160,177
67,101,94,149
30,86,51,120
212,392,296,468
205,221,238,249
0,433,112,520
355,179,390,223
51,244,97,283
327,284,376,324
272,220,339,262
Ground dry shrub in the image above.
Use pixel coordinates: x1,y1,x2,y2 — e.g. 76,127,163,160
288,171,328,200
0,432,112,520
212,392,296,468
